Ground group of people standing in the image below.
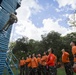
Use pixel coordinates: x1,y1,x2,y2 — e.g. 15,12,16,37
19,41,76,75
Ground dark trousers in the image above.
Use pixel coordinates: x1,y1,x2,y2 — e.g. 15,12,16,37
28,67,32,75
46,66,50,75
37,66,42,75
25,65,28,75
30,68,38,75
42,66,47,75
49,66,57,75
64,62,73,75
20,66,25,75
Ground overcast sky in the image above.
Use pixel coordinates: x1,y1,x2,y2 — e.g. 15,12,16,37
10,0,76,41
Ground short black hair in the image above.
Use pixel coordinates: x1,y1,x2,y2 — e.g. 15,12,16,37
51,48,54,53
72,41,76,46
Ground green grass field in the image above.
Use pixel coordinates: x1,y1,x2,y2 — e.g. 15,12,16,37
57,68,65,75
57,68,76,75
3,68,76,75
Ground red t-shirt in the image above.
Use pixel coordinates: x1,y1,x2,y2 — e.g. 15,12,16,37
47,53,56,66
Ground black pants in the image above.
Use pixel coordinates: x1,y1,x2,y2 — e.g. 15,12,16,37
28,67,32,75
25,65,28,75
37,65,42,75
64,62,73,75
46,66,50,75
30,68,38,75
20,66,25,75
42,66,47,75
49,66,57,75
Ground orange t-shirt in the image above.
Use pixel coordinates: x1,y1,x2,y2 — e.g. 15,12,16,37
41,55,48,66
25,58,31,67
37,57,41,65
19,60,26,66
31,57,38,68
54,55,57,64
72,46,76,62
62,52,70,63
72,46,76,55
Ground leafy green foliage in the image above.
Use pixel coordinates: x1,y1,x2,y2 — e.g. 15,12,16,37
9,31,76,61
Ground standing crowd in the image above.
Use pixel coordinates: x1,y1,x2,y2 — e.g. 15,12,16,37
19,41,76,75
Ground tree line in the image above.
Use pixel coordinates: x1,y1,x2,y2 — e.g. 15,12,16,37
9,31,76,62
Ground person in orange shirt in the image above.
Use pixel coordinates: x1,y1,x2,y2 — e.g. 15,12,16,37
24,56,29,75
47,48,57,75
41,52,48,75
70,41,76,62
37,54,41,64
61,49,73,75
19,57,26,75
31,54,38,75
70,41,76,72
26,55,32,68
37,54,42,75
25,55,32,75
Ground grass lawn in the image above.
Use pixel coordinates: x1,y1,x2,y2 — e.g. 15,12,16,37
57,68,76,75
57,68,65,75
3,67,76,75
